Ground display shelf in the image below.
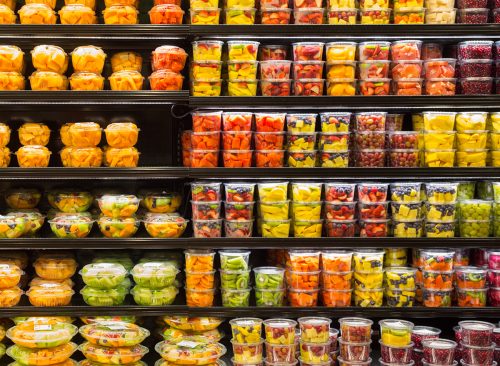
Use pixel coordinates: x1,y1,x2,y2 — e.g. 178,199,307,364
0,237,495,249
0,91,189,105
0,167,498,179
1,305,497,318
189,95,500,109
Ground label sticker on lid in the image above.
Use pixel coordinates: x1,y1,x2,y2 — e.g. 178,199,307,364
34,324,52,331
178,341,202,348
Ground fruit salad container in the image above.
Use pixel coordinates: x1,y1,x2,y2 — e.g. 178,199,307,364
7,320,77,349
459,320,495,346
422,288,452,307
385,267,417,289
320,112,351,132
338,317,373,342
319,132,349,151
110,51,142,72
220,269,251,289
354,287,383,307
425,221,455,237
459,77,493,95
71,45,105,73
379,340,414,363
49,214,94,238
456,131,488,150
322,288,352,307
149,4,184,24
255,112,285,132
422,270,453,290
354,270,383,289
355,131,385,150
192,111,222,133
353,250,384,272
69,72,104,90
260,60,292,80
425,77,457,95
324,183,355,202
293,220,323,237
222,287,251,306
325,42,356,61
288,250,321,271
185,250,216,272
327,9,357,24
231,340,263,362
360,8,390,23
149,70,183,91
293,42,324,61
358,183,388,203
131,285,178,306
33,253,76,280
324,202,356,220
0,214,25,238
457,288,488,307
319,151,349,167
0,72,24,90
425,202,456,222
102,4,138,24
0,45,24,72
459,219,490,237
141,191,181,214
423,131,455,150
425,182,458,204
425,9,456,23
104,122,139,148
255,131,286,149
225,8,256,24
286,113,317,133
151,46,188,73
228,41,260,61
488,269,500,287
28,282,74,306
81,285,127,306
230,317,262,344
190,8,221,25
411,326,441,349
98,194,140,218
321,250,352,272
144,214,188,238
228,79,258,96
293,61,324,79
390,182,421,203
222,131,252,150
191,131,220,150
185,270,216,290
265,342,295,362
81,342,148,364
31,44,68,73
379,319,413,347
459,199,492,220
162,316,223,332
264,319,297,344
391,40,422,61
338,338,371,362
287,270,321,289
227,61,258,80
422,339,457,364
458,40,493,60
359,61,390,79
385,288,416,307
255,150,285,167
19,3,56,24
326,78,356,96
359,78,390,95
131,261,179,288
0,262,22,289
324,219,355,237
185,287,216,306
254,267,285,290
423,149,455,167
322,270,353,290
358,202,388,219
358,41,390,61
394,7,425,24
294,79,324,96
260,45,288,60
355,112,386,131
459,60,493,79
299,342,331,363
393,219,423,237
80,322,149,347
258,182,288,202
420,249,454,271
384,248,407,266
260,8,292,24
393,79,423,95
423,58,456,79
29,70,68,91
259,200,290,220
47,190,92,213
223,149,252,167
80,263,127,289
7,343,77,366
192,41,223,62
108,70,143,91
288,288,319,307
192,182,221,202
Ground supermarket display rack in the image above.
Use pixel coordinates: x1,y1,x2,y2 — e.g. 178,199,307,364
0,21,499,366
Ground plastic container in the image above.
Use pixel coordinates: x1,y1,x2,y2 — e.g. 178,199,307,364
80,263,127,289
80,322,149,347
327,8,357,24
110,51,142,72
80,342,148,364
422,339,457,364
391,40,422,61
7,343,77,366
260,8,291,24
31,45,68,73
98,194,139,218
18,3,56,23
260,45,288,61
293,42,324,61
144,214,187,238
7,320,77,349
228,41,260,61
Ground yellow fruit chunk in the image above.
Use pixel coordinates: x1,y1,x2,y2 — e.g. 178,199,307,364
109,70,143,91
59,4,97,24
456,131,487,150
60,146,103,167
228,80,257,96
111,51,142,72
0,45,24,73
191,61,222,80
190,79,222,96
327,63,355,78
104,0,137,7
18,3,56,24
424,150,455,167
456,150,487,167
16,145,51,168
103,4,138,23
225,8,255,24
293,220,322,238
261,220,290,238
326,43,356,61
423,131,455,149
423,112,456,131
72,45,106,74
19,123,50,146
104,146,139,167
69,72,104,91
0,72,24,90
29,71,68,91
327,79,356,96
190,8,221,25
31,45,68,73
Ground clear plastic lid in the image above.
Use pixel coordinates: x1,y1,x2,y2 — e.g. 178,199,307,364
48,214,94,225
72,45,105,57
80,262,127,277
162,316,223,331
0,262,22,277
80,322,150,347
7,320,77,349
131,261,179,279
155,337,226,363
27,282,74,297
105,122,139,132
81,361,146,366
153,45,188,56
34,253,77,268
79,342,148,362
459,320,495,331
421,339,457,349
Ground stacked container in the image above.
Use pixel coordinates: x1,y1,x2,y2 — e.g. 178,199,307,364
184,249,216,307
149,45,186,91
16,121,51,168
325,42,356,96
379,319,415,366
80,262,129,306
70,45,105,91
292,42,324,96
253,266,286,306
487,250,500,306
457,41,494,95
28,253,76,307
291,182,322,238
18,1,56,24
80,321,149,365
391,40,422,96
149,2,184,24
327,0,357,24
410,326,441,365
189,110,222,168
293,0,323,24
454,266,488,307
456,112,489,167
191,182,223,237
29,45,67,91
457,320,496,366
393,0,425,24
222,112,253,168
354,113,387,167
359,0,390,23
263,318,297,365
0,46,24,91
130,261,180,306
96,193,140,240
220,250,251,307
6,319,77,366
391,182,424,238
191,40,223,97
224,0,257,24
357,183,389,237
254,112,286,168
230,318,263,365
456,0,489,24
102,0,139,24
357,41,390,97
338,317,373,365
458,199,492,238
224,182,255,237
286,250,321,306
424,182,459,238
0,262,23,307
384,267,417,307
260,59,292,96
103,121,140,168
258,181,290,238
425,0,456,23
384,248,409,266
59,0,96,24
286,114,317,168
190,0,220,24
420,249,455,307
422,112,457,167
323,182,356,237
321,250,353,307
60,122,103,168
227,41,260,97
260,0,291,24
319,112,351,167
3,190,45,238
353,249,385,307
297,317,332,365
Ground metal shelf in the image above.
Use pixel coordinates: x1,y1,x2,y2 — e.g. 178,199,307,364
189,95,500,109
1,167,499,180
0,237,496,250
1,305,497,318
0,91,188,105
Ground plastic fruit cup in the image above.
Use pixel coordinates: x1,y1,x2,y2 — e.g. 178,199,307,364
291,182,322,202
359,78,390,95
224,219,253,238
260,45,288,61
411,326,441,349
384,248,408,267
422,270,453,290
292,42,325,62
260,61,292,80
379,340,414,363
458,8,488,23
255,112,286,132
456,111,487,132
379,319,414,347
322,271,353,290
385,288,416,307
359,61,390,79
322,288,352,307
190,79,222,97
190,7,220,24
325,183,355,203
458,40,493,60
459,219,490,237
488,270,500,287
324,202,356,220
338,338,371,361
294,79,324,96
326,61,356,79
325,42,356,61
394,7,425,23
358,202,388,219
459,320,495,346
426,182,458,204
222,148,252,168
393,79,423,95
228,40,260,61
338,317,372,342
425,221,454,237
358,183,389,203
298,317,331,343
425,202,456,222
324,219,355,237
227,61,258,80
337,357,372,366
298,341,332,362
261,219,291,237
326,78,356,96
260,8,291,24
457,288,488,307
264,319,297,345
456,131,488,150
359,218,389,237
192,219,222,238
258,181,288,201
192,40,223,62
354,288,383,307
255,150,285,167
459,199,492,221
424,58,456,78
384,267,416,290
425,8,456,23
265,342,295,362
389,149,420,168
293,7,324,24
391,40,422,61
286,270,320,289
319,132,349,151
286,113,317,133
255,288,284,306
355,112,386,131
254,267,285,290
425,78,457,95
422,288,452,307
293,61,324,80
355,149,386,167
292,220,322,237
422,339,457,364
393,219,423,237
458,59,492,78
185,287,215,307
358,41,390,61
360,8,390,23
288,288,319,307
191,61,222,80
459,77,493,95
225,8,256,24
328,8,357,24
228,79,258,96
